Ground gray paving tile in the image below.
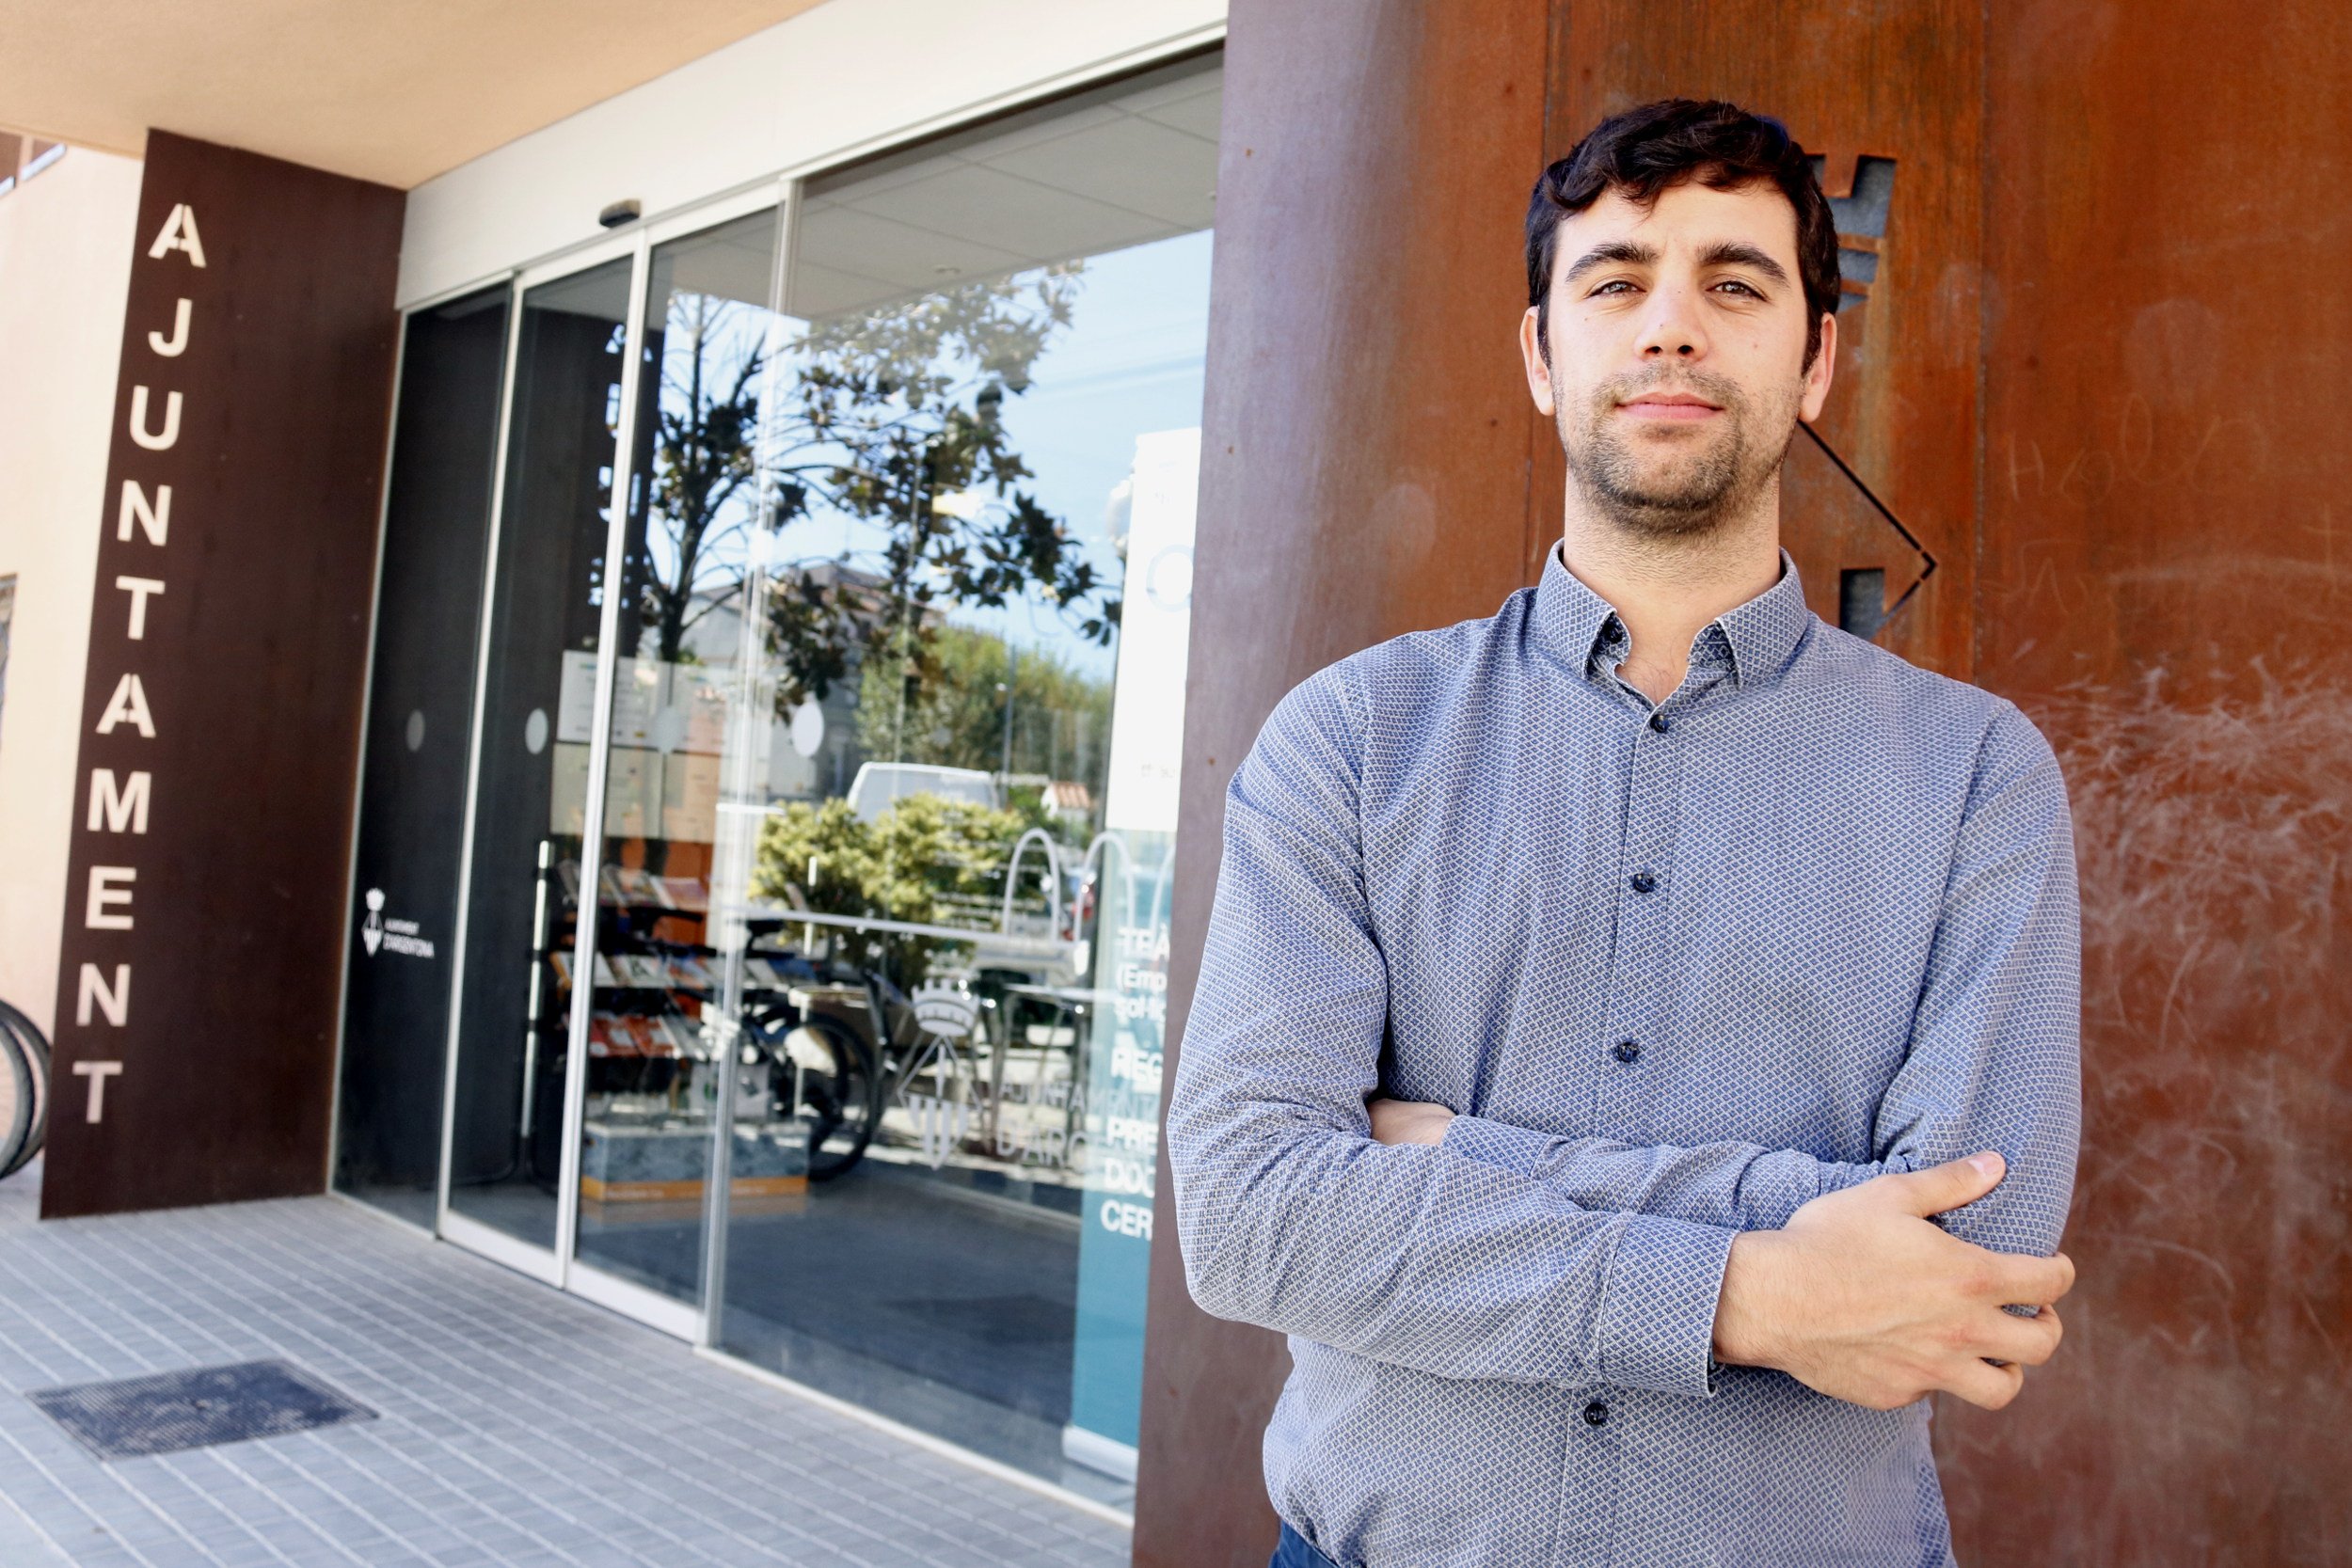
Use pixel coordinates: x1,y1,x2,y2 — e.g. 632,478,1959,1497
0,1162,1126,1568
0,1518,78,1568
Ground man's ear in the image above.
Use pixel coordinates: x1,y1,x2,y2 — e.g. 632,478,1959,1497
1519,307,1556,417
1799,309,1838,423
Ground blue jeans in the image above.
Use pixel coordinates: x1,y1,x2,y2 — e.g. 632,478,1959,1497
1270,1520,1343,1568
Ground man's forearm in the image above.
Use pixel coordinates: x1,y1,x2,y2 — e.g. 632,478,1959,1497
1172,1100,1738,1396
1437,1112,1887,1232
1705,1153,2075,1412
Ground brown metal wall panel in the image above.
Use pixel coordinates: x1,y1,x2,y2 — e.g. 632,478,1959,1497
1949,1,2352,1560
1133,4,1552,1563
43,132,403,1218
1150,0,2350,1559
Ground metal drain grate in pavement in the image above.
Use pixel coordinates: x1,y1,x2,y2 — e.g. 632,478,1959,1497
26,1359,376,1459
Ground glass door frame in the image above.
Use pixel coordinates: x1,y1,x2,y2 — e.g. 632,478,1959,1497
432,225,642,1292
432,182,789,1343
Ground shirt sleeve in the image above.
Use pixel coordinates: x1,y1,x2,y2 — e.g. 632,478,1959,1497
1866,700,2082,1256
1434,1117,1877,1232
1166,666,1734,1398
1437,701,2082,1259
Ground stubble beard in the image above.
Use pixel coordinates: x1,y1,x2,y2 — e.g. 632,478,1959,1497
1556,361,1801,543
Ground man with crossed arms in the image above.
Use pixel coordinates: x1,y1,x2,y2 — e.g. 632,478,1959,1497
1168,99,2080,1568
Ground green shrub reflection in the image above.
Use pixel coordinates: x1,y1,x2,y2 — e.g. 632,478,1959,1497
751,792,1044,984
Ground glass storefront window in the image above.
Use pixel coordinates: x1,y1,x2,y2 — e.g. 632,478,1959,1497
335,46,1220,1508
706,55,1218,1502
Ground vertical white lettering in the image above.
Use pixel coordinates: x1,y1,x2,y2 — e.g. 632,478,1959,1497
73,1062,123,1123
86,866,136,930
87,769,151,833
128,386,181,451
76,964,131,1027
118,480,170,546
148,297,192,357
95,673,156,736
114,577,166,640
146,204,206,267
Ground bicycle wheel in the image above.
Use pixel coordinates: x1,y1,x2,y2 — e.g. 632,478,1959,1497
0,1011,32,1181
763,1010,882,1181
0,1001,52,1178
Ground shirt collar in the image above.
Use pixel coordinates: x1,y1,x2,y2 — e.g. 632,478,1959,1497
1528,543,1812,689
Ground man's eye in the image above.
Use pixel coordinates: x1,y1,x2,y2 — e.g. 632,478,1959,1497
1591,280,1636,296
1713,280,1763,298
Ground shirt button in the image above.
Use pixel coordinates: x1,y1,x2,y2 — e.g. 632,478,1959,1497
1629,869,1657,894
1582,1401,1610,1426
1613,1039,1641,1064
1647,711,1671,733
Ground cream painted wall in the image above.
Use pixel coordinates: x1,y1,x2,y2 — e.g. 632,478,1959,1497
0,148,142,1037
399,0,1224,305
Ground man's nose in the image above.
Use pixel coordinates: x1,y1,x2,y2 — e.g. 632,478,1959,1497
1634,289,1708,359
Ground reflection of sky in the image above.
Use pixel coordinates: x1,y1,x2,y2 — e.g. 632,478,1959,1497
781,229,1212,681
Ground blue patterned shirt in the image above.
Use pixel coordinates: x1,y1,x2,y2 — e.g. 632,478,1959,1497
1168,546,2080,1568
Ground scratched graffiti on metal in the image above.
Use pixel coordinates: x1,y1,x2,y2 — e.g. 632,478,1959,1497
1947,669,2352,1562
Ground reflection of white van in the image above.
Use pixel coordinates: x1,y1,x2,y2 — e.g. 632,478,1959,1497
846,762,999,821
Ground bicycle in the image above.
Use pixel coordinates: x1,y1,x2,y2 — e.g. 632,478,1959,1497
733,929,988,1182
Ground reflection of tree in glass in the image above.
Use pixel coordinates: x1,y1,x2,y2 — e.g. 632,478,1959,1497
857,625,1111,810
637,292,768,663
750,794,1037,985
768,263,1119,708
629,261,1120,696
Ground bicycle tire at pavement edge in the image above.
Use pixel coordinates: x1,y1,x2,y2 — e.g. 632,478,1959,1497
0,1015,31,1180
0,1000,52,1179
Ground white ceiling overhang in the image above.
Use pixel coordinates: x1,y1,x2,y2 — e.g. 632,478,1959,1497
0,0,834,189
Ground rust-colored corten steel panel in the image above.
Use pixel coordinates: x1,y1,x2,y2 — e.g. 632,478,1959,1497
44,132,402,1218
1947,0,2352,1560
1145,0,2348,1560
1132,4,1552,1564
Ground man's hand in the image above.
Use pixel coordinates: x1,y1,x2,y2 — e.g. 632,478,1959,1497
1368,1097,1454,1146
1712,1151,2074,1412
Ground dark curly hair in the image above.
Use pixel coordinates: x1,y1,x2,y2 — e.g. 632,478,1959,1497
1526,99,1841,371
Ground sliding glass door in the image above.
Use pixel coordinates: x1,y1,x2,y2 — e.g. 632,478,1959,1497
337,46,1219,1506
568,207,789,1315
442,253,636,1269
335,286,508,1228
